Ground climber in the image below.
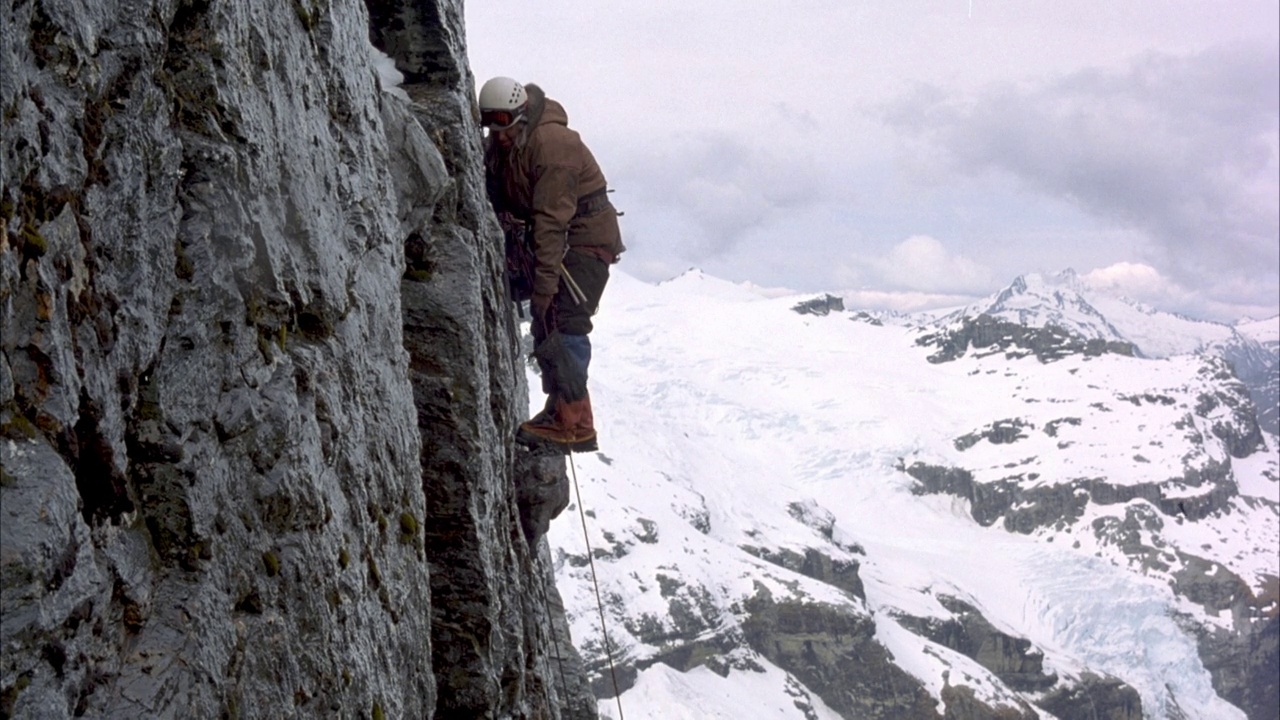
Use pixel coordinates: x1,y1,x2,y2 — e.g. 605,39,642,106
479,76,624,453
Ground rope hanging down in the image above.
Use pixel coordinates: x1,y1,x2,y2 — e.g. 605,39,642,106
568,455,626,720
534,552,572,713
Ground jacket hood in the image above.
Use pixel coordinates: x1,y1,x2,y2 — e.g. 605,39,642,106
520,84,567,142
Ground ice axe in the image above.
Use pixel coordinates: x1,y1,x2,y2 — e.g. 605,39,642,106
559,262,594,315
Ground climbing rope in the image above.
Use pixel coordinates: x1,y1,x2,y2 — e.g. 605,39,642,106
534,551,572,713
568,454,626,720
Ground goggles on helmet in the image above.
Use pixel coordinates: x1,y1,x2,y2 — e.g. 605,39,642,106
481,108,523,130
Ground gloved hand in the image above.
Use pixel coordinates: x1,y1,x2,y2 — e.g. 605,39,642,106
531,293,553,327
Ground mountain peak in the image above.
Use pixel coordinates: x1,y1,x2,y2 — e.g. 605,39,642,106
932,270,1268,362
1008,269,1086,296
658,267,767,301
959,270,1125,346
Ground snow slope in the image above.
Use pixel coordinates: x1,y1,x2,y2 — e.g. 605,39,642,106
541,270,1278,719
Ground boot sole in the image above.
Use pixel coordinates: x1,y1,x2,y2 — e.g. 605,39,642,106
516,427,597,454
516,427,560,447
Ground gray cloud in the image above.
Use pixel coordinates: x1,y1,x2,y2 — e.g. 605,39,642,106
881,43,1279,305
617,131,831,260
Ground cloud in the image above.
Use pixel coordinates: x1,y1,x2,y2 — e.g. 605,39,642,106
846,235,995,294
1081,261,1201,314
1082,261,1173,298
1083,261,1276,322
617,128,831,259
882,43,1280,306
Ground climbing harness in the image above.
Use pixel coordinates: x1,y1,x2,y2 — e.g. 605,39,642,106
568,455,626,720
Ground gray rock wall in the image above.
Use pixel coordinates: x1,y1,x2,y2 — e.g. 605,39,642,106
741,589,940,720
1,0,591,717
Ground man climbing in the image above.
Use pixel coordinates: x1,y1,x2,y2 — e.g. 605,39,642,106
479,77,624,453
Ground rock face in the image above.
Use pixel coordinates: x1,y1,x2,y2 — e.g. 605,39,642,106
1037,673,1143,720
1,0,590,718
1188,613,1279,720
1218,333,1279,436
741,590,940,720
897,596,1057,695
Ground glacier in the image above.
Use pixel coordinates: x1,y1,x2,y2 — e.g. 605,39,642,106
543,269,1278,719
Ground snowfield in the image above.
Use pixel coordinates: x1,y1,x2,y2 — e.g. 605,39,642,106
542,269,1278,720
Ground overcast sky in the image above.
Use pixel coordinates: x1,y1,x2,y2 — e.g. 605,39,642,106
465,1,1279,322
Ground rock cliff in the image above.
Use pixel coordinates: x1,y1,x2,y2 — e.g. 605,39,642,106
1,0,591,717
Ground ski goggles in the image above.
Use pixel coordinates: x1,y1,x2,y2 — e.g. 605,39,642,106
481,109,523,130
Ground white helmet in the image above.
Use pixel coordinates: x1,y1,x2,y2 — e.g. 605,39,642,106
478,76,527,129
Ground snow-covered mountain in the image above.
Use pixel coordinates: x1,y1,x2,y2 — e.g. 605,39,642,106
946,270,1131,347
541,269,1278,720
926,270,1279,436
938,269,1242,359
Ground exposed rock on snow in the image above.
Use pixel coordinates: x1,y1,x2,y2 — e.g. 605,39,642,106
792,294,845,317
895,596,1058,694
741,590,938,720
917,314,1137,364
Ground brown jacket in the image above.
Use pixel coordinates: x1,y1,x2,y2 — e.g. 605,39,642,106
486,84,624,297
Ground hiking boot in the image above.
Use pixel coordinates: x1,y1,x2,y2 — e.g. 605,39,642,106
516,422,568,445
515,423,597,453
515,393,597,453
516,409,572,448
554,394,596,453
567,432,598,453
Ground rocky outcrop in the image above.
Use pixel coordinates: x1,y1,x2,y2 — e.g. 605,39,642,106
1037,672,1143,720
938,684,1036,720
1217,332,1280,436
1,0,590,718
741,588,940,720
953,418,1032,451
850,310,884,326
1185,612,1279,720
1194,356,1266,458
903,459,1238,531
792,294,844,317
1170,555,1279,720
917,315,1136,364
894,596,1147,719
388,9,588,710
740,545,865,601
1240,352,1280,436
897,597,1057,694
